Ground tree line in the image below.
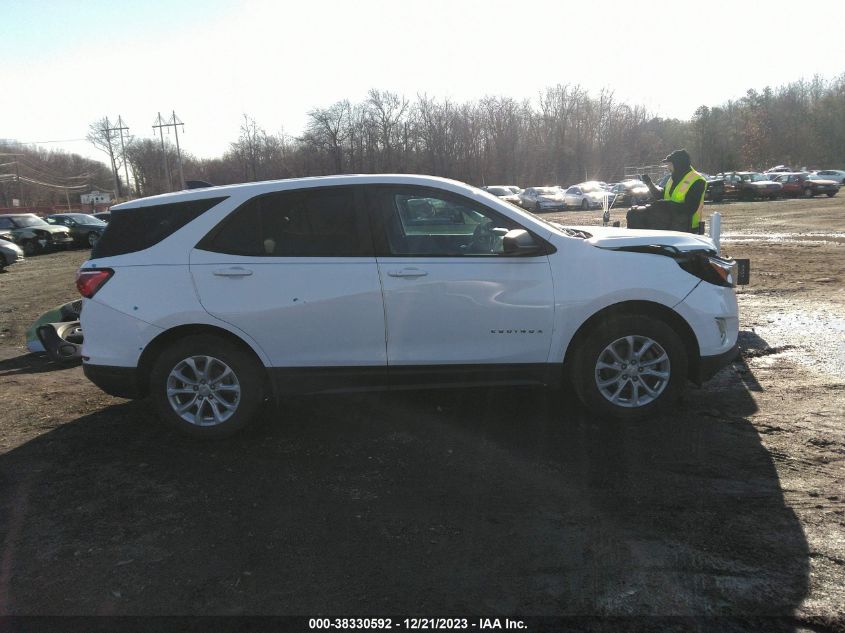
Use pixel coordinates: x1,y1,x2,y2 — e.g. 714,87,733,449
171,74,845,195
6,73,844,207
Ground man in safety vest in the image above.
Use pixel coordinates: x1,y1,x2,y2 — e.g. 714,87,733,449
627,149,707,232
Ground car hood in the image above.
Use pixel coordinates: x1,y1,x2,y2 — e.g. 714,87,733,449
24,224,71,234
570,225,716,253
0,238,23,253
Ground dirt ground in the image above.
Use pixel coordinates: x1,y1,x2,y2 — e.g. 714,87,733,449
0,196,843,630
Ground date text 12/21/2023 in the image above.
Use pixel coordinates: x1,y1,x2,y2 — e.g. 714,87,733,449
308,618,527,630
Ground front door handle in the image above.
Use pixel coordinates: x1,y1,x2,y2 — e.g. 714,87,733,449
387,268,428,278
213,267,253,277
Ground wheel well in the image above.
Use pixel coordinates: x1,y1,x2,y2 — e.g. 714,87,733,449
562,300,701,381
137,324,268,398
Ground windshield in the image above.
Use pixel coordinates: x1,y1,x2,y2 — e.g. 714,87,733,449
535,187,560,195
11,215,49,228
486,187,510,196
62,213,106,225
580,184,602,193
748,173,769,182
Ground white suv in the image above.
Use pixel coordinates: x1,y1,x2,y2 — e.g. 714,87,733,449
78,175,741,438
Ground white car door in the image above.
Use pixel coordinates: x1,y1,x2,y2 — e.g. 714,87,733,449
190,186,387,372
366,185,555,384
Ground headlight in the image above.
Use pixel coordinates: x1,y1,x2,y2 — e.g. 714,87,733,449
678,252,737,287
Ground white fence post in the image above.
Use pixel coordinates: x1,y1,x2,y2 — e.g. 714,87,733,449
709,212,721,254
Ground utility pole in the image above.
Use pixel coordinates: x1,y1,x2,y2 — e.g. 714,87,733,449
171,110,185,191
116,116,132,199
153,112,173,192
153,111,186,191
101,117,130,199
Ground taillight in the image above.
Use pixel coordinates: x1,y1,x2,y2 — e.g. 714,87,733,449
76,268,114,298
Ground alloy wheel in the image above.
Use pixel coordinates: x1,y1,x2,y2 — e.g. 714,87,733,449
166,355,241,426
594,335,671,408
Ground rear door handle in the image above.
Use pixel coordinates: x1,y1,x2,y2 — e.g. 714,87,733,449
387,268,428,278
213,267,253,277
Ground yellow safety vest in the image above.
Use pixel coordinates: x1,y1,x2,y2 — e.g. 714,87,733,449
664,168,706,230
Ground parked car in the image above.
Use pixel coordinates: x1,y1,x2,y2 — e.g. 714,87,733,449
563,182,611,210
771,172,839,198
718,172,782,200
46,213,108,248
609,179,652,206
0,213,73,255
78,174,742,438
518,186,566,211
0,236,24,271
699,174,726,202
811,170,845,185
483,186,522,206
764,165,793,174
93,211,112,223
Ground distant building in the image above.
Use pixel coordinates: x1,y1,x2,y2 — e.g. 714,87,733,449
81,190,111,204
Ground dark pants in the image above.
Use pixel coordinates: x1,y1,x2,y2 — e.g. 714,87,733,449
626,201,695,232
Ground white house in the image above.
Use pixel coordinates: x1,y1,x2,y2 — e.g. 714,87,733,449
81,190,112,204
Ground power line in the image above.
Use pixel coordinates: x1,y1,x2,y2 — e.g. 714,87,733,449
153,110,186,191
13,138,89,144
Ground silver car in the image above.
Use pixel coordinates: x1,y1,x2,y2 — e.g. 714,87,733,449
0,237,24,270
518,186,566,211
564,182,613,210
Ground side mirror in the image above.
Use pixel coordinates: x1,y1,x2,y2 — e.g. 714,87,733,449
503,229,543,256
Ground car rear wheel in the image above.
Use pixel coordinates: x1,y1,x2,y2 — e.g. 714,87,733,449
150,334,266,438
570,314,688,420
826,192,836,198
803,187,813,198
581,199,589,210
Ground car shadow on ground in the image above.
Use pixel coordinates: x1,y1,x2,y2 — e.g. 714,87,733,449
0,343,808,627
0,352,78,377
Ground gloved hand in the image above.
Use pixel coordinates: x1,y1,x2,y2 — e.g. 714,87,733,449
641,174,653,185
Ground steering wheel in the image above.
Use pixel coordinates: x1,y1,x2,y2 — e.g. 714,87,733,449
466,220,496,254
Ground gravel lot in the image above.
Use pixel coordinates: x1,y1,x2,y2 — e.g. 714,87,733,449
0,196,843,630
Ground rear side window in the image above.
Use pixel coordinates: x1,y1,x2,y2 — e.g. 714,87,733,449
92,197,228,258
197,187,371,257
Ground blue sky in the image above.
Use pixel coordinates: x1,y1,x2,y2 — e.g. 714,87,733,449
3,0,844,162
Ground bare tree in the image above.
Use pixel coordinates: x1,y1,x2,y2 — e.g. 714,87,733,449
86,117,125,197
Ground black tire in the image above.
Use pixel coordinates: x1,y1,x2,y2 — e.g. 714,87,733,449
570,314,688,421
803,187,813,198
87,232,99,247
22,240,37,256
534,202,542,212
581,198,589,210
149,334,266,438
826,191,836,198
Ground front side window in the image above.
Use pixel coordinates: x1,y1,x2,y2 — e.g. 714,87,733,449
199,187,370,257
369,187,523,257
0,217,13,230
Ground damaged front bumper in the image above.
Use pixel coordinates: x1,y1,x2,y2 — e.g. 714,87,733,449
26,300,84,363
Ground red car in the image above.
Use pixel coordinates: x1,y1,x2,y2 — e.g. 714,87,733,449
771,172,839,198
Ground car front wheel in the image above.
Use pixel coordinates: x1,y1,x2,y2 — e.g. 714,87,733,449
571,314,688,420
150,334,266,438
87,232,100,247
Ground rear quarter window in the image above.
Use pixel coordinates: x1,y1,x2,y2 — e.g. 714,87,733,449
91,197,228,258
